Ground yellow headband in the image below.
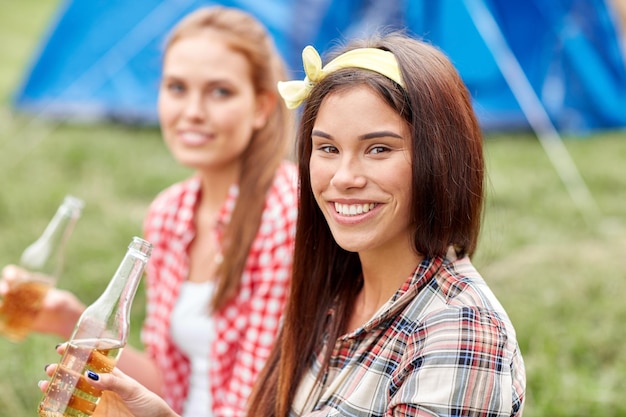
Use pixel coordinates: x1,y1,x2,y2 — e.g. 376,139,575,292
277,45,405,109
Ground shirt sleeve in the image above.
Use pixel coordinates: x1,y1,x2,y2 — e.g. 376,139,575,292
388,306,520,417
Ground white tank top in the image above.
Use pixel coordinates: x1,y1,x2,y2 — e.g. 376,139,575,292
170,281,215,417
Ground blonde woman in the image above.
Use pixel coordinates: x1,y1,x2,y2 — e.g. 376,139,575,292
35,6,297,417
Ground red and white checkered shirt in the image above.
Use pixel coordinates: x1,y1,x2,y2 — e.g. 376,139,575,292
141,161,298,416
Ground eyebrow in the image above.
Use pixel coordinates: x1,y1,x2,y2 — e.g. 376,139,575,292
312,129,403,140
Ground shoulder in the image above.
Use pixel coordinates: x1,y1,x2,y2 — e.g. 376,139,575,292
400,254,519,342
269,160,298,198
148,176,200,213
144,176,199,236
409,255,519,349
431,255,506,315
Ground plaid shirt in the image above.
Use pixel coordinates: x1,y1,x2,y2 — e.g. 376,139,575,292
141,161,298,416
292,252,526,417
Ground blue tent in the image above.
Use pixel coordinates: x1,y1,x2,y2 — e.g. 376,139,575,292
12,0,626,133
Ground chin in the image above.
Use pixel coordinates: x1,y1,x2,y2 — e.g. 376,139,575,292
172,157,200,168
171,151,209,168
332,239,363,254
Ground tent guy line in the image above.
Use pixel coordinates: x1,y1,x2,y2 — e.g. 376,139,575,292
464,0,602,226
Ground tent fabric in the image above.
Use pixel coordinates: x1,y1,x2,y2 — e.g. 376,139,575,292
12,0,626,133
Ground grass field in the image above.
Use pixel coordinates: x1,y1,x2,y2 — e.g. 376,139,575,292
1,1,626,416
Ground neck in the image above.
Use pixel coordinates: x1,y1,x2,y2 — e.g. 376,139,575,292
196,164,240,210
347,246,423,332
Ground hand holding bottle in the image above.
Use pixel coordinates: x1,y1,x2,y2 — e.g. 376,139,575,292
0,195,84,342
1,265,85,339
40,357,178,417
38,237,152,417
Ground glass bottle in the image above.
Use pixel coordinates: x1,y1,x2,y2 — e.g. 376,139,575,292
0,195,85,342
38,236,152,417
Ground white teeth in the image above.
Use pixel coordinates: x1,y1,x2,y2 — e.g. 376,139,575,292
181,132,205,140
179,131,209,145
334,202,376,216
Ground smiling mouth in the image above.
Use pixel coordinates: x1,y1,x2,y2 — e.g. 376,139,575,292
179,131,212,146
334,202,377,216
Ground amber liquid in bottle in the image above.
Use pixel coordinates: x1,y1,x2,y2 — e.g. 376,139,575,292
0,274,53,341
38,338,123,417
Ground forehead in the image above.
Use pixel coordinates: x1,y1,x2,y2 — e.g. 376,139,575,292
313,85,406,135
163,32,251,78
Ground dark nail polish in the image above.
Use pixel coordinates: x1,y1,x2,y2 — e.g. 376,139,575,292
44,364,51,372
87,371,99,381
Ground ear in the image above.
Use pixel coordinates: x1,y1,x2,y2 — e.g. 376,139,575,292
253,91,277,130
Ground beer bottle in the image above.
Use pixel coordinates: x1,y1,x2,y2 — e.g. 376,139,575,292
38,236,152,417
0,195,84,341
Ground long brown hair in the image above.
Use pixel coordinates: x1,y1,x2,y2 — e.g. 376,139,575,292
164,7,293,311
247,32,484,416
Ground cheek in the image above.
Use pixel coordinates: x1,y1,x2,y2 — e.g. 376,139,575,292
395,170,413,214
309,158,334,202
308,161,323,195
157,96,177,128
214,104,254,132
218,111,245,131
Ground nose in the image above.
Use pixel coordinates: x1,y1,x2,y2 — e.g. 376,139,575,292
182,92,206,120
330,154,367,189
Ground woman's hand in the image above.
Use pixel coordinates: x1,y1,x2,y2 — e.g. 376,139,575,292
86,368,178,417
1,264,85,339
40,360,179,417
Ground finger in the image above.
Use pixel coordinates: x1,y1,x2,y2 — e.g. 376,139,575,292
1,264,19,277
1,264,24,281
44,363,58,377
38,380,50,393
85,369,141,402
85,369,176,417
0,265,20,293
56,343,67,355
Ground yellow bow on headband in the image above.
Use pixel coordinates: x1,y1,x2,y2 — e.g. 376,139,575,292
277,45,405,109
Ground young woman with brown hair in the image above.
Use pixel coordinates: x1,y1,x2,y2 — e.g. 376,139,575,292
41,31,526,417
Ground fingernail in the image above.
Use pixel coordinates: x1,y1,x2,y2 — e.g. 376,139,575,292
87,371,99,381
44,364,50,372
55,344,61,349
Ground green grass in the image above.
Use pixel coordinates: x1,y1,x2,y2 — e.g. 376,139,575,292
1,1,626,416
477,132,626,417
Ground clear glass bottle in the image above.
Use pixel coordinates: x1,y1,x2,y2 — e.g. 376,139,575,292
0,195,85,342
38,236,152,417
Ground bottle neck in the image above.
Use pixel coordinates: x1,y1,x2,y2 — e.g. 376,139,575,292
97,243,150,315
73,238,152,344
41,196,84,245
20,199,83,277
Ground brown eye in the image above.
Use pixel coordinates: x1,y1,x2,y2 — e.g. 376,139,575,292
369,146,389,155
320,145,338,154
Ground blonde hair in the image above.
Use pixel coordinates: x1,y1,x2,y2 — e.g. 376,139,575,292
165,6,294,311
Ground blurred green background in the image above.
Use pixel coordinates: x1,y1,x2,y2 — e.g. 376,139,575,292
1,0,625,416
